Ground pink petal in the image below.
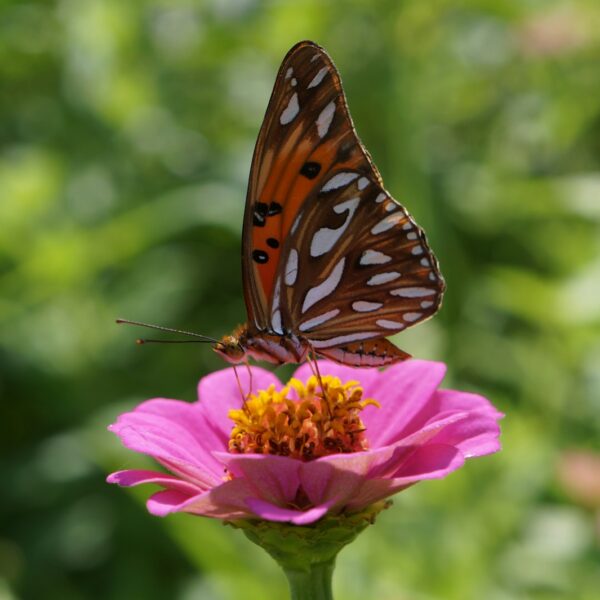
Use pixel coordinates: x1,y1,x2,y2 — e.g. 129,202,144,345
344,444,465,511
404,390,503,457
213,452,301,506
148,478,257,520
359,360,447,447
299,458,372,508
392,443,465,478
147,490,195,517
197,366,282,442
245,498,329,525
108,399,222,487
407,388,503,430
107,469,203,494
311,413,467,481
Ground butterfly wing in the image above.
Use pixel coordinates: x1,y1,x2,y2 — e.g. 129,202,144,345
277,174,445,344
243,40,444,353
242,41,384,330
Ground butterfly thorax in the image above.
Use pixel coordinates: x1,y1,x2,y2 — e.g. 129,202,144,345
214,324,309,366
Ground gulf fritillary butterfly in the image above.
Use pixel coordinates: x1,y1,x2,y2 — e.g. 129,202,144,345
121,41,445,368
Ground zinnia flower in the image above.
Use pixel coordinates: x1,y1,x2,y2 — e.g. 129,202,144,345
107,360,502,526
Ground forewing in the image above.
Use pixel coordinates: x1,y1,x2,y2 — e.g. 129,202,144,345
242,41,383,329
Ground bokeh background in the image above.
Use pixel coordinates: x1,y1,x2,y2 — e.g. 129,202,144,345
2,0,600,598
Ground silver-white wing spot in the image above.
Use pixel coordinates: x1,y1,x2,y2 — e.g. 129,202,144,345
376,319,405,330
390,287,435,298
375,193,386,203
411,245,424,256
421,300,434,309
420,258,430,267
352,301,383,312
403,312,422,322
310,197,360,258
285,67,293,79
285,249,299,286
360,250,392,265
357,177,369,190
367,272,401,286
371,213,404,235
280,93,299,125
291,78,297,86
271,309,283,334
299,309,340,332
308,66,328,89
385,201,397,212
321,172,358,193
291,212,302,235
316,101,335,138
311,332,379,349
402,222,413,231
302,257,346,313
271,278,283,334
407,232,418,240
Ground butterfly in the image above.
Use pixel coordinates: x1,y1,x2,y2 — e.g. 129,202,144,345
120,41,445,368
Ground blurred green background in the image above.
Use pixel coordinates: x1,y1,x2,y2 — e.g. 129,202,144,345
1,0,600,598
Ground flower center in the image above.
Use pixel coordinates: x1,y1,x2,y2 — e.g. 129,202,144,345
228,375,379,460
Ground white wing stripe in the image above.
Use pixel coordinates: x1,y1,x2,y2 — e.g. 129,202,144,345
360,250,392,265
302,258,346,313
280,93,299,124
285,249,299,286
310,197,360,257
316,101,336,138
403,312,423,322
311,332,378,348
352,301,383,312
308,66,328,89
299,309,340,332
367,272,401,286
321,172,358,192
371,213,404,235
390,287,436,298
376,319,405,330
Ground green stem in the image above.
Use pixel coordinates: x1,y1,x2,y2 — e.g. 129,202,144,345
227,502,391,600
283,560,335,600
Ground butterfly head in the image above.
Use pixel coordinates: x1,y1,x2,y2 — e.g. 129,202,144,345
213,334,246,364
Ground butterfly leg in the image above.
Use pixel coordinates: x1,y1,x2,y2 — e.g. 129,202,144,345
244,358,253,399
232,364,249,410
306,343,331,415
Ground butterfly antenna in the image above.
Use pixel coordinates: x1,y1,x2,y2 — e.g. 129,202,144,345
136,339,213,345
116,318,219,343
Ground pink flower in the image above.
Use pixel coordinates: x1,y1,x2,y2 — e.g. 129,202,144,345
107,360,503,525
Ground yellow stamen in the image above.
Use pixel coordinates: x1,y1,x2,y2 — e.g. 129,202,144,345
228,375,380,460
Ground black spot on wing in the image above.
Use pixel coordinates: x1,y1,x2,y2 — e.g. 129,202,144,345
268,202,283,216
252,250,269,264
300,161,321,179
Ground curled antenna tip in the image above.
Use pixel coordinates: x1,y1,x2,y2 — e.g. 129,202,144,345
136,339,145,345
